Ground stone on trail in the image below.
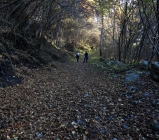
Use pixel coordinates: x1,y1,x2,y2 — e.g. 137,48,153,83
37,133,43,138
107,60,126,67
151,123,159,131
140,60,149,70
0,116,6,129
125,73,140,83
84,93,89,97
150,62,159,82
123,124,130,130
143,92,150,97
99,128,105,133
77,120,83,125
151,100,159,107
95,116,100,120
129,86,139,93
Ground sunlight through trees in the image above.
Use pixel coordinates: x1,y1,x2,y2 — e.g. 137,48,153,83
0,0,159,63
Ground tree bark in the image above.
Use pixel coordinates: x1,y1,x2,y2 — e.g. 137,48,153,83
157,0,159,60
100,11,104,57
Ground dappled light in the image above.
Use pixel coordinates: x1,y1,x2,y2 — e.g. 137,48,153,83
0,0,159,139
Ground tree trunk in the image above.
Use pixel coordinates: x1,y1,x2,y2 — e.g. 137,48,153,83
100,11,104,57
157,0,159,60
123,2,128,63
136,26,147,61
112,4,116,59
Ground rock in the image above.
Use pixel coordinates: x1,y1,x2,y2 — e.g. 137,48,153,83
84,93,89,97
151,123,159,131
151,100,157,107
99,128,105,133
37,133,42,138
151,61,159,68
72,130,76,135
0,117,6,129
7,136,11,139
130,114,135,118
0,70,4,76
95,116,100,120
144,71,150,75
77,120,83,125
124,117,129,121
78,111,81,115
121,92,126,96
142,60,148,65
107,61,112,66
107,60,127,68
126,70,134,74
131,100,138,104
129,86,139,93
72,121,78,128
143,92,150,97
150,62,159,82
123,124,130,130
126,95,133,99
14,137,18,140
125,73,140,83
140,61,149,70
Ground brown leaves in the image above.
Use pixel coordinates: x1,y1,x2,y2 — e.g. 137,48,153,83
0,61,159,139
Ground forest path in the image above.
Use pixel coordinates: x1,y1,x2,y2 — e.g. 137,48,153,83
0,59,159,139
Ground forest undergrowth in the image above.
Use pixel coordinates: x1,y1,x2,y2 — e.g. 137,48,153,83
0,57,159,139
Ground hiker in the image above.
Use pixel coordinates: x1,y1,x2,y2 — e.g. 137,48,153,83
75,51,80,62
83,51,88,63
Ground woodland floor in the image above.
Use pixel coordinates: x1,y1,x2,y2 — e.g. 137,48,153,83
0,58,159,140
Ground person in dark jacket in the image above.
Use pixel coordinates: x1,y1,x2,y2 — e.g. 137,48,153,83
83,51,88,63
75,51,80,62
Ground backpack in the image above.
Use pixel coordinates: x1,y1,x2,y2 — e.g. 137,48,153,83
76,52,80,57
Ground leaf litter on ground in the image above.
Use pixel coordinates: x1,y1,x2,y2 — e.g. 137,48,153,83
0,61,159,139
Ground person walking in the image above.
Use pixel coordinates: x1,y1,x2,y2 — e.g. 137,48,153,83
75,51,80,62
83,51,88,63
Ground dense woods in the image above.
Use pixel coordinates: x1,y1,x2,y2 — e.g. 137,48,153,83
0,0,159,64
0,0,95,49
94,0,159,63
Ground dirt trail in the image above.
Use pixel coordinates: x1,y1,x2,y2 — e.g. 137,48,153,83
0,60,159,139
